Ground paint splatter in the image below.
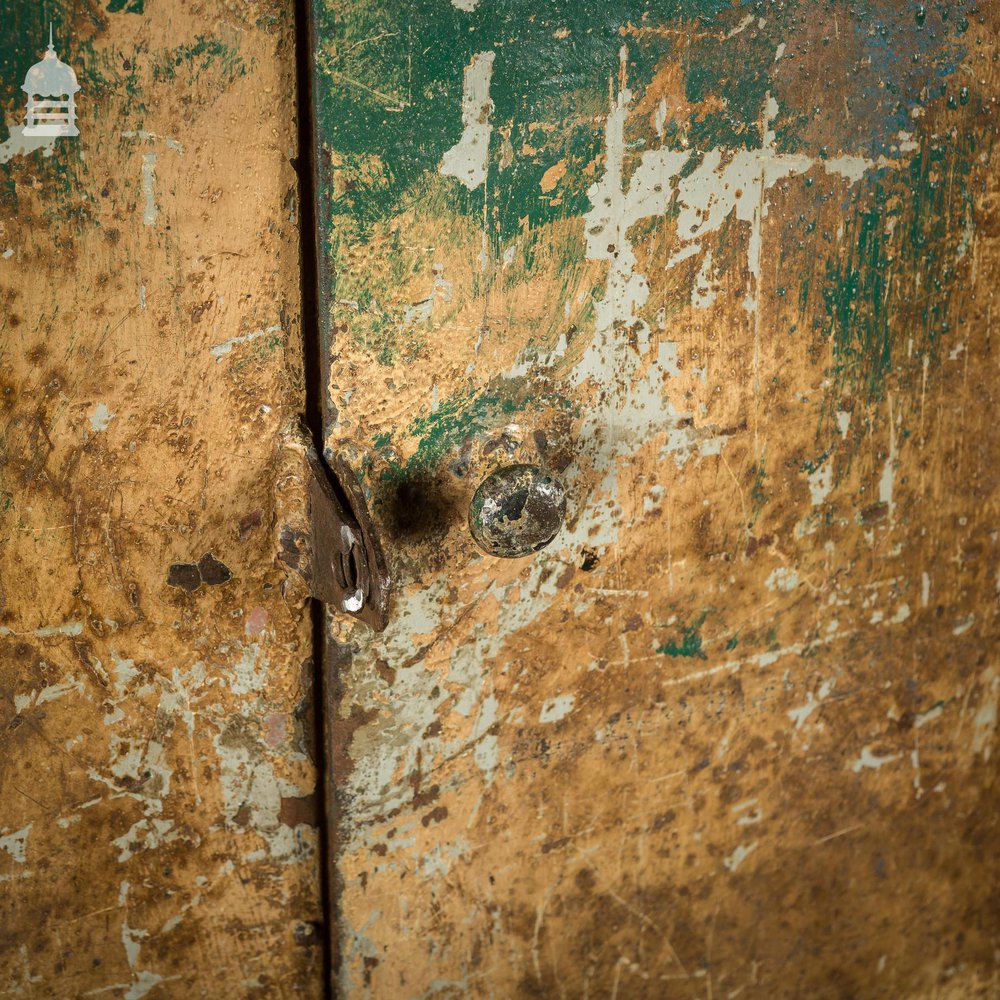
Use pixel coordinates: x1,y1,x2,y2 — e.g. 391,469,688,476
539,694,575,724
245,606,269,637
440,51,495,191
0,824,32,864
89,402,115,432
141,153,157,225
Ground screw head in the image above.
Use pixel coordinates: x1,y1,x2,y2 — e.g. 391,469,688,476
469,464,567,558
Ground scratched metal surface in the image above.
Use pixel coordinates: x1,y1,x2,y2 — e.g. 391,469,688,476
313,2,999,997
0,3,322,996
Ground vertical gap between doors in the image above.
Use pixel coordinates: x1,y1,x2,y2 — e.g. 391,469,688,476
292,0,337,995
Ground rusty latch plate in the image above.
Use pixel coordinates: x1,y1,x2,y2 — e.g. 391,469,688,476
307,445,391,632
277,420,391,632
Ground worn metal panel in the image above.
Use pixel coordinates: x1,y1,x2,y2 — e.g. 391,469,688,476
0,3,322,996
312,2,999,997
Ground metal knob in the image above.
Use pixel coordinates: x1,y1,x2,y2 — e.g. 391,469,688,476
468,464,567,558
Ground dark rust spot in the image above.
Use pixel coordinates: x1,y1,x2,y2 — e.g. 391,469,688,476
278,524,308,575
861,502,889,524
279,792,318,827
197,552,232,586
167,553,232,591
166,562,201,592
421,805,448,828
540,835,570,854
238,508,264,541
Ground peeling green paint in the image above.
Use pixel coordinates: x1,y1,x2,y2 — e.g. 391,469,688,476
814,126,985,440
152,36,247,88
658,612,708,660
316,1,763,244
106,0,144,13
376,383,574,484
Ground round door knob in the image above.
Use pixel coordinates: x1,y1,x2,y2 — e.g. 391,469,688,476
469,464,567,558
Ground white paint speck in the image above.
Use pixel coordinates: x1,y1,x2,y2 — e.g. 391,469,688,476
807,458,833,506
915,703,943,729
725,14,755,39
953,614,974,637
440,51,495,191
121,130,185,155
0,824,32,864
971,668,998,760
141,153,157,226
723,841,758,872
850,746,901,773
33,621,84,638
788,679,833,730
956,204,975,260
113,818,178,863
824,154,876,185
539,694,575,724
210,324,281,360
36,675,85,706
765,567,799,592
891,603,910,624
879,394,897,520
89,402,115,433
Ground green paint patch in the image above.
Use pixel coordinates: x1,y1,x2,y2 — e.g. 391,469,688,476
658,612,709,660
328,202,591,367
684,25,778,151
377,382,575,484
813,127,981,435
314,0,757,243
153,35,247,88
106,0,144,13
801,452,831,475
748,459,767,518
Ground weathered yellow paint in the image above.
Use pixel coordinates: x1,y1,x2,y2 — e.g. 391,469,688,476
0,4,321,996
2,2,998,997
315,4,1000,997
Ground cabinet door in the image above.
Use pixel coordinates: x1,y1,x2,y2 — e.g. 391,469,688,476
1,6,322,996
311,3,1000,997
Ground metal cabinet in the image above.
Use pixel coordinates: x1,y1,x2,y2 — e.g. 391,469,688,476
2,2,998,998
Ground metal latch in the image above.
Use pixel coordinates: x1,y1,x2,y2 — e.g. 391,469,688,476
277,420,391,632
307,446,391,632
